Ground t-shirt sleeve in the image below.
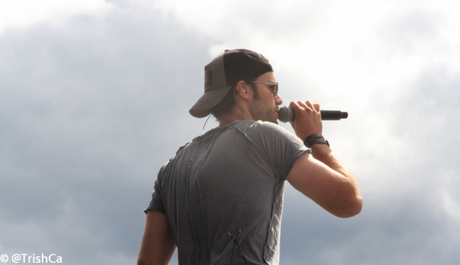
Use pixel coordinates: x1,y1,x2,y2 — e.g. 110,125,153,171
143,142,189,214
246,121,310,180
144,164,167,214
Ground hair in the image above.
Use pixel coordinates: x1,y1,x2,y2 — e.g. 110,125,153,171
210,85,237,120
210,80,259,120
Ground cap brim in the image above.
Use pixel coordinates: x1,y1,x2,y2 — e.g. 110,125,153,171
189,85,233,118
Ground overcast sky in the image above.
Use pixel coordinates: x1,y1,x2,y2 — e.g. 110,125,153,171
1,0,460,264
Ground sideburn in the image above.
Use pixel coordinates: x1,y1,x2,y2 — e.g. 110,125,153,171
248,83,260,100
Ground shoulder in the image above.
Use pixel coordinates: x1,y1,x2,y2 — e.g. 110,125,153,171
236,120,300,142
232,120,291,136
156,141,191,177
229,121,306,153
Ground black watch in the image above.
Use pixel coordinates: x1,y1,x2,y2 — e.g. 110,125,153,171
303,134,330,148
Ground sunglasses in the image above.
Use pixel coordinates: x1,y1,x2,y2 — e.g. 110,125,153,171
251,81,279,98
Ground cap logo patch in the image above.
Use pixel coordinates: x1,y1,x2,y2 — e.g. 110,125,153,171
205,71,212,88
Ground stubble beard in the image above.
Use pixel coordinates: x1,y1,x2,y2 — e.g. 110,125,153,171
250,98,278,124
248,84,278,124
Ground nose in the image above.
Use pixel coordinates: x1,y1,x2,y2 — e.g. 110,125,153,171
275,94,283,105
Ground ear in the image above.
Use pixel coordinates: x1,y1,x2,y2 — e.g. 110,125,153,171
235,80,250,99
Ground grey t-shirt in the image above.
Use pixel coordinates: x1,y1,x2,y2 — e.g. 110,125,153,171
146,120,309,265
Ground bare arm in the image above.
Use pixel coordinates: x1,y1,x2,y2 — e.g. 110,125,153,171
287,101,362,218
137,210,176,265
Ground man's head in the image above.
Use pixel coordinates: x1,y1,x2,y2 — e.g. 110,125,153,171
246,71,282,123
189,49,275,119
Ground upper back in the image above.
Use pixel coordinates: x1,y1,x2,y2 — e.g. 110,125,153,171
153,120,308,264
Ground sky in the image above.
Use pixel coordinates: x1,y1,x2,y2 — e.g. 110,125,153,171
1,0,460,264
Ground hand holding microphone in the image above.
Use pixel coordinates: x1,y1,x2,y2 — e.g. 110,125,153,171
278,102,348,148
278,106,348,122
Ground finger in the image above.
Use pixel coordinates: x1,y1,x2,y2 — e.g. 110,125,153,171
289,101,301,111
297,100,310,110
313,103,321,112
303,100,315,110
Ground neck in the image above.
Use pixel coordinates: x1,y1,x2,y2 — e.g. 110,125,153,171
218,107,253,126
218,114,242,127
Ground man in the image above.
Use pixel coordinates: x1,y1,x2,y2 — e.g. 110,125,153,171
137,49,362,265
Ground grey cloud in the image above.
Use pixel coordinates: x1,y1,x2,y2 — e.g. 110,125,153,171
0,4,213,264
278,63,460,264
281,165,460,265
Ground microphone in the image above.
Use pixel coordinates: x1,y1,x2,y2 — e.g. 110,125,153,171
278,106,348,123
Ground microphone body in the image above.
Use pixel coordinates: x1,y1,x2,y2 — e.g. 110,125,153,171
278,106,348,123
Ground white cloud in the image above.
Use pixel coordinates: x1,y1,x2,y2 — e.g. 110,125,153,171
0,0,113,34
146,0,460,100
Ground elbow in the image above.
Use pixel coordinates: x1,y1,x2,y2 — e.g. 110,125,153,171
344,196,363,218
335,195,363,218
137,255,153,265
137,258,147,265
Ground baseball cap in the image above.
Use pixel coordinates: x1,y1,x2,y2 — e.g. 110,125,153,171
189,49,273,118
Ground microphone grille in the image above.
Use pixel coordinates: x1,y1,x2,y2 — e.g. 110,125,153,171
278,107,292,123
